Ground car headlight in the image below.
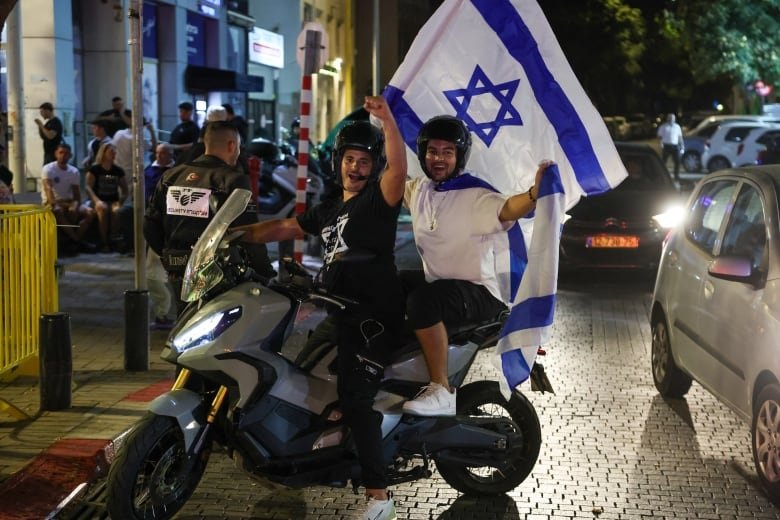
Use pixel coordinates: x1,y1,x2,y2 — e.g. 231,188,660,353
172,306,242,353
652,204,685,229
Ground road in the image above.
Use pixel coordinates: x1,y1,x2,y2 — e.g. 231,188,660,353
139,240,777,519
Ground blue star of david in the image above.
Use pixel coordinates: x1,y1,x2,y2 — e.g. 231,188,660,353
443,65,523,147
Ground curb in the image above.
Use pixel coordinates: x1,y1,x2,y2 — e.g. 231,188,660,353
0,379,172,519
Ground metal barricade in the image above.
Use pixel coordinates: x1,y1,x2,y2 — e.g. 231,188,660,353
0,204,58,388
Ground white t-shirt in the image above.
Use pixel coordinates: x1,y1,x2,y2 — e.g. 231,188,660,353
41,161,81,202
112,128,133,175
404,175,510,301
657,122,683,146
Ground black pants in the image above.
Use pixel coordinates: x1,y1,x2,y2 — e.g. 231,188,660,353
662,144,681,178
333,308,401,490
400,270,506,330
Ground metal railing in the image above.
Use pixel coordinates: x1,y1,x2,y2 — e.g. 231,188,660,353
0,204,58,389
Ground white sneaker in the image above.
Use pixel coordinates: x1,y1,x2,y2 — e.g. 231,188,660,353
360,496,397,520
402,382,456,416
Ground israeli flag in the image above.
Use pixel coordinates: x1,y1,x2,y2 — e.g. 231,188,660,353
383,0,627,395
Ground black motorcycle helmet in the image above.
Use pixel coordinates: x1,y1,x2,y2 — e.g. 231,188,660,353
332,121,386,181
416,115,472,179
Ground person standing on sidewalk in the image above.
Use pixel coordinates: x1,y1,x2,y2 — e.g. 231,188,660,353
235,96,404,520
34,102,63,165
657,113,684,180
144,121,274,314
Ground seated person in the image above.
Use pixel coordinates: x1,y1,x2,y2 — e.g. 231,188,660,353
86,143,128,252
41,143,95,253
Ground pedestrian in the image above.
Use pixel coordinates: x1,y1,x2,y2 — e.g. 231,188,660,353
144,143,177,330
169,101,200,160
657,113,684,180
175,105,227,166
98,96,132,137
234,95,405,520
41,143,96,254
0,143,14,203
144,120,275,314
400,115,551,417
222,103,248,143
86,143,128,252
81,119,112,169
34,102,63,164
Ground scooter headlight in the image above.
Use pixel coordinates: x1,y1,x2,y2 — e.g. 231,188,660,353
172,306,243,353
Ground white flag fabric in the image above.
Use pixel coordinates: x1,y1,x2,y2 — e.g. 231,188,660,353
383,0,627,395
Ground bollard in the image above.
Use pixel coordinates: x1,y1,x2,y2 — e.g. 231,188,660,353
39,312,73,411
124,290,150,371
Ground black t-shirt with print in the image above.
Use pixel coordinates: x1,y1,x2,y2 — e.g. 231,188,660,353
297,181,403,316
89,164,125,202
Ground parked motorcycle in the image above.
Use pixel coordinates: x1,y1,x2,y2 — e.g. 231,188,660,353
105,189,543,519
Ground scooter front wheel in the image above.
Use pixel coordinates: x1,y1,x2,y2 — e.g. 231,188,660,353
106,413,210,520
435,380,541,495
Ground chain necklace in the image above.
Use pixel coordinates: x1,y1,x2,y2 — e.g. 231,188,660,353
427,188,448,231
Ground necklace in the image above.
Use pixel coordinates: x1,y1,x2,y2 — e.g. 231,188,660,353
427,188,448,231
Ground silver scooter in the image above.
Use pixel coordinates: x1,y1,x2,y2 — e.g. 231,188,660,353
106,189,543,520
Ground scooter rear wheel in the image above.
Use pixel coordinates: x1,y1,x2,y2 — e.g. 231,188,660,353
106,413,210,520
435,380,541,495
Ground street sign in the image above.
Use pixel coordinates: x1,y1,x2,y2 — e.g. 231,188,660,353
296,22,328,73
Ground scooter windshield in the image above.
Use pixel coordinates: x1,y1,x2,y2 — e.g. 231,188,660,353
181,188,252,302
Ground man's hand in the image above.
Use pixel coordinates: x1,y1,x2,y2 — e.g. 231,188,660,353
363,96,395,125
34,118,43,127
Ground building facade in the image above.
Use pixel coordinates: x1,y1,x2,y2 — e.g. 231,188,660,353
3,0,433,191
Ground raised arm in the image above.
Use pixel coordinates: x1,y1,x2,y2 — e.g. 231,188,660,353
499,161,553,222
365,96,406,206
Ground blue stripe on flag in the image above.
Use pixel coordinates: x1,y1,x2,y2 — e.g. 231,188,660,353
383,85,423,153
470,0,612,195
507,223,526,300
501,349,531,390
504,293,556,332
538,163,565,198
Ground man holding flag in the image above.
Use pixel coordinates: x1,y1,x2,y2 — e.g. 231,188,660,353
401,115,553,415
383,0,628,402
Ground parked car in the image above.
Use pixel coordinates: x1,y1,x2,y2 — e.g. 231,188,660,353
758,137,780,165
650,164,780,504
681,115,780,173
559,142,684,272
701,122,778,172
734,127,780,166
603,116,631,141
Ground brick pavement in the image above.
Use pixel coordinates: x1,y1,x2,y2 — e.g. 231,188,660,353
0,251,175,519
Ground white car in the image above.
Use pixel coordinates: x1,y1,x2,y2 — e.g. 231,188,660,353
734,127,780,166
651,165,780,504
700,121,779,172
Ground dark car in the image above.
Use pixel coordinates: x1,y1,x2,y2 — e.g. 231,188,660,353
758,135,780,165
559,142,684,272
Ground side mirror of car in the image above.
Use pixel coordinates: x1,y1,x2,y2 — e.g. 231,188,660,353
708,255,764,288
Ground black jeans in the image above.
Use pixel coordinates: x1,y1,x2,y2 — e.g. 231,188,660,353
662,144,681,178
333,308,401,490
400,270,506,330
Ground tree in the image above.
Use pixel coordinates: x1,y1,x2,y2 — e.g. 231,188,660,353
671,0,780,112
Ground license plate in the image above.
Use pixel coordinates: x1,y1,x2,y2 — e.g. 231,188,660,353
586,235,640,248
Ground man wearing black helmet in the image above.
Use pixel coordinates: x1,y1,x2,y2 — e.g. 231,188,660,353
236,95,405,520
401,115,551,417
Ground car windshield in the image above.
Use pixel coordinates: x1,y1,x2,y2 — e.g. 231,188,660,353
180,188,252,302
616,152,670,191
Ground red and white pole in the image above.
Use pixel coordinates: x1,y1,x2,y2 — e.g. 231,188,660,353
294,74,312,262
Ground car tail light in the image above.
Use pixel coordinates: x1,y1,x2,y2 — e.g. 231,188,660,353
758,150,766,164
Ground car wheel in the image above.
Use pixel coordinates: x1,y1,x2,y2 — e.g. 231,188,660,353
682,151,701,173
707,156,731,172
752,383,780,505
650,314,692,397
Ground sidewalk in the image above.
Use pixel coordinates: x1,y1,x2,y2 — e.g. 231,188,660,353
0,252,175,519
0,215,415,519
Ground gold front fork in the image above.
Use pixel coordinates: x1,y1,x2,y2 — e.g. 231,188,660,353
171,368,228,424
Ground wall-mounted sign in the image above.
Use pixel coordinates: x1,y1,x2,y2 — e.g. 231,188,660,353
248,27,284,69
186,11,206,66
